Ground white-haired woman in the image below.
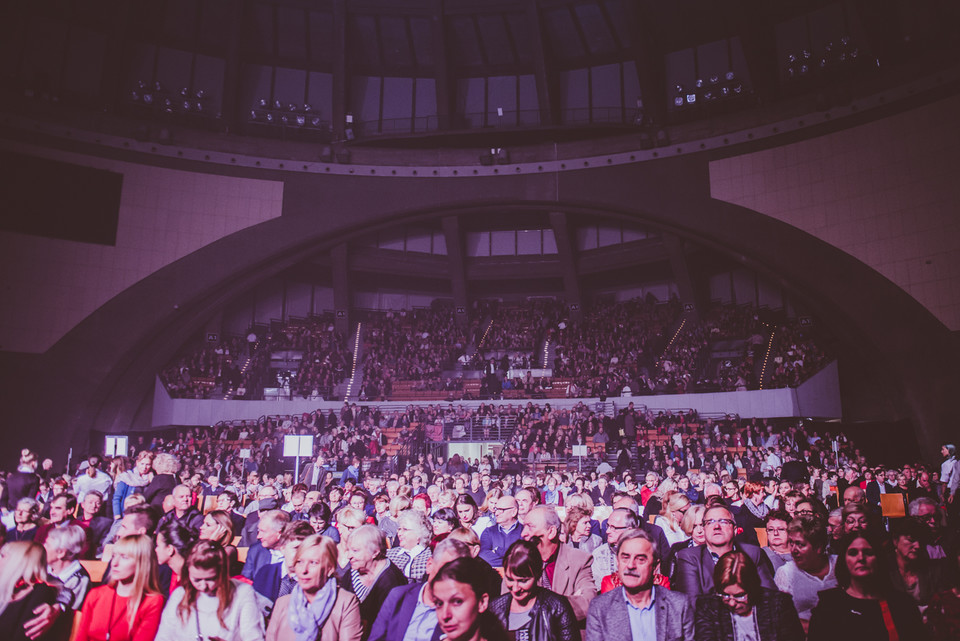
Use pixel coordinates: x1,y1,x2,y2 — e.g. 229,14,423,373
385,510,433,582
43,524,91,611
340,525,407,634
143,453,179,509
654,491,692,547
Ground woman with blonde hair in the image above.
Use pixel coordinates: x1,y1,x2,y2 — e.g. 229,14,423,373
0,541,59,639
642,477,677,522
113,451,154,518
334,507,366,576
199,510,239,573
661,503,707,578
155,540,264,641
654,491,692,547
73,534,163,641
266,534,362,641
564,506,601,554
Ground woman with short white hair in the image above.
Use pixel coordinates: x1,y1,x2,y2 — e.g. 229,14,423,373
340,525,406,634
43,524,91,611
385,510,432,582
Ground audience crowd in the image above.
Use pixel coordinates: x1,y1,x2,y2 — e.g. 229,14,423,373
0,398,957,641
160,298,832,404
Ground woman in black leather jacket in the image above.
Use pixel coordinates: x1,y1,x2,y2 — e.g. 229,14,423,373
489,539,578,641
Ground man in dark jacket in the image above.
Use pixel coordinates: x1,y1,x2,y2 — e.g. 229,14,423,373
671,504,776,595
156,485,204,533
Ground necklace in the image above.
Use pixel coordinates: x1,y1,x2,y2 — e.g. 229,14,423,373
105,589,121,641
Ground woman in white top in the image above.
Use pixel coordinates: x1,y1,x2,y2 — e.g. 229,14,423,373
653,491,692,547
155,540,265,641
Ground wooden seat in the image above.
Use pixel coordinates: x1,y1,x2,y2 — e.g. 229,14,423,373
79,560,108,583
237,547,249,563
755,528,768,548
880,493,906,518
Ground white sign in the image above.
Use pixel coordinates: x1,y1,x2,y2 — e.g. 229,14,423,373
239,448,251,458
105,436,129,457
283,435,314,458
572,445,588,457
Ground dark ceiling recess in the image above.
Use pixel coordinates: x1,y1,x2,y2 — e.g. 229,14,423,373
4,0,955,148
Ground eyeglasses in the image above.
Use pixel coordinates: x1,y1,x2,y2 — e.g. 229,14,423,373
718,591,750,603
704,518,735,527
766,527,788,534
494,506,517,513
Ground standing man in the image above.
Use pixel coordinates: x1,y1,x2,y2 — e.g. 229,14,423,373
585,529,695,641
941,444,959,524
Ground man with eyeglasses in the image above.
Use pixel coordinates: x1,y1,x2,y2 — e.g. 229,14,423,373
479,495,521,566
671,503,775,595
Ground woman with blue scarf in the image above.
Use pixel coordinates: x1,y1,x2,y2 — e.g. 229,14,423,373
266,534,362,641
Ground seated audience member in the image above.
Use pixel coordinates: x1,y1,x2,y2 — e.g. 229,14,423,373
908,497,954,560
43,524,91,611
143,453,179,509
77,491,113,557
826,508,844,554
113,450,154,519
240,486,282,547
761,510,793,573
454,495,491,539
73,534,164,641
155,541,265,641
925,546,960,641
199,510,237,555
446,527,503,600
155,521,198,598
773,515,837,630
808,531,926,641
157,485,205,534
735,481,770,546
839,502,874,539
386,509,433,582
336,507,368,575
265,534,362,641
479,495,522,567
662,504,706,579
114,503,160,543
308,502,341,543
490,539,578,641
888,518,949,608
671,504,775,596
520,506,596,627
430,508,459,551
0,541,60,640
217,490,247,536
564,506,601,554
368,538,472,641
654,491,692,547
586,528,695,641
428,556,506,641
694,550,804,641
253,521,316,611
340,524,407,636
242,510,292,581
34,493,87,550
7,498,40,542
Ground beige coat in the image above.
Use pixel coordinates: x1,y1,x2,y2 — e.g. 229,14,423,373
265,587,363,641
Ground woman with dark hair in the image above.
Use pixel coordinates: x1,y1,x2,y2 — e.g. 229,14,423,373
431,508,460,550
807,532,927,641
155,540,264,641
430,556,507,641
155,520,198,598
309,502,341,542
456,494,494,537
694,550,804,641
489,539,578,641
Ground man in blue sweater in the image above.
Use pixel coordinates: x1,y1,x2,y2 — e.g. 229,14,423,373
479,495,521,566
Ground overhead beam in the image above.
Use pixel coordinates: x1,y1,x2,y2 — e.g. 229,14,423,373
663,233,700,321
626,0,667,127
332,0,348,142
525,0,558,126
432,0,456,130
548,212,582,320
331,243,350,333
442,217,470,327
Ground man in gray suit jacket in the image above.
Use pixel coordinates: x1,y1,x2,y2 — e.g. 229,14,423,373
586,528,695,641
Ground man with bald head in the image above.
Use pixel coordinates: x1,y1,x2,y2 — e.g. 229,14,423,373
156,484,204,532
522,505,596,627
479,494,521,566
